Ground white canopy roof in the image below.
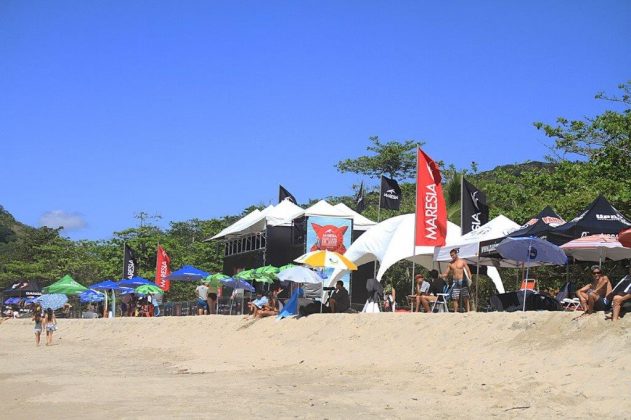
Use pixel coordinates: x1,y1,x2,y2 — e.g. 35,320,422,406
304,200,352,218
210,199,376,240
332,203,376,231
434,215,520,262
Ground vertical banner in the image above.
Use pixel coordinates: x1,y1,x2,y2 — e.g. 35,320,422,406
380,175,402,210
155,246,171,291
415,148,447,247
123,244,138,279
306,216,353,290
461,177,489,234
279,185,297,204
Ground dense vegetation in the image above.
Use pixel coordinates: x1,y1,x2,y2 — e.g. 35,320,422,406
1,82,629,305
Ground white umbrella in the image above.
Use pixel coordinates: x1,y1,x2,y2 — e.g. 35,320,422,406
277,266,323,284
560,234,631,266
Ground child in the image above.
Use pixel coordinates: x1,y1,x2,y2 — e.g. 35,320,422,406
44,308,57,346
32,310,43,346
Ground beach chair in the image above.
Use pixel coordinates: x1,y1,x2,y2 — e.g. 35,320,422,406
520,279,537,291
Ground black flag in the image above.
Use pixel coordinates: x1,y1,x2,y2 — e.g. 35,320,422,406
380,175,401,210
461,177,489,234
279,185,297,204
123,244,138,280
355,181,366,214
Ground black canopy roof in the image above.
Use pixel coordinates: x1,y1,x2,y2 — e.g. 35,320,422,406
508,206,566,239
547,195,631,245
2,280,42,297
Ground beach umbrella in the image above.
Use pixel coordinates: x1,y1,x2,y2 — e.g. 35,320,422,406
89,280,122,290
277,266,323,284
278,263,297,271
4,297,21,305
619,228,631,248
295,250,358,271
560,234,631,266
35,294,68,310
220,277,256,293
118,276,153,287
254,265,280,276
203,273,229,287
234,269,256,281
497,237,567,311
166,265,210,282
135,284,164,295
79,289,105,303
43,275,88,295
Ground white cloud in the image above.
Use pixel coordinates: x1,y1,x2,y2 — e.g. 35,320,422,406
39,210,87,232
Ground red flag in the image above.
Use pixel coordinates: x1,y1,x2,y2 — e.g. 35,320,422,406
415,148,447,247
155,246,171,291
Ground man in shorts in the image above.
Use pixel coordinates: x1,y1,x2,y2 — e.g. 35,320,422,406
440,249,473,312
195,280,209,315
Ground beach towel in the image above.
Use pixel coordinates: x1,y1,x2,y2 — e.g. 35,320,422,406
277,288,304,319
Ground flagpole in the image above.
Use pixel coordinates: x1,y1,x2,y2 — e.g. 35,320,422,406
460,174,464,233
374,177,383,280
412,153,419,299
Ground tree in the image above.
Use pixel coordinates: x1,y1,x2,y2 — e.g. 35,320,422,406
335,136,423,180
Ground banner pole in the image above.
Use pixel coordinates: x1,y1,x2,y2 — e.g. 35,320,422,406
460,174,464,233
374,177,382,280
412,151,419,298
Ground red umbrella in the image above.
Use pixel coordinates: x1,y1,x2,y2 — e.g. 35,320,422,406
620,228,631,248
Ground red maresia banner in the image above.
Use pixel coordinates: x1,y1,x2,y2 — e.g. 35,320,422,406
155,246,171,291
415,148,447,247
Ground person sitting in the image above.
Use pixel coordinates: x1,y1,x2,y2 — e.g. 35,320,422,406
383,281,396,312
606,264,631,321
418,270,447,313
577,266,612,314
255,292,280,318
414,274,430,312
329,280,350,313
245,293,268,319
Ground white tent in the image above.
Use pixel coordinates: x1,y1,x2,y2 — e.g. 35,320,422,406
329,214,463,284
211,206,272,240
434,215,521,263
304,200,352,218
332,203,377,231
266,199,305,227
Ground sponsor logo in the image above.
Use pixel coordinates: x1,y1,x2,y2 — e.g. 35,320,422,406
383,189,399,200
424,183,438,240
471,191,481,210
596,213,628,223
528,247,538,260
470,212,481,230
126,261,135,278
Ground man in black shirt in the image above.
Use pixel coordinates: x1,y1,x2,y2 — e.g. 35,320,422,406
329,280,350,313
419,270,447,313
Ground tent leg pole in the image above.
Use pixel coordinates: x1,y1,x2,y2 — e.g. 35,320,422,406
475,255,480,312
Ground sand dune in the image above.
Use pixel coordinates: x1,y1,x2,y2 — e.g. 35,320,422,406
1,312,630,419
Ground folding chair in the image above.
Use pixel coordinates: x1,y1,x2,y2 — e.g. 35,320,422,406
561,298,582,311
431,285,452,313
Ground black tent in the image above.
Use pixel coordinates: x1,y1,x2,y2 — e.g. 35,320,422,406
547,195,631,245
509,206,566,239
2,281,42,298
479,206,566,260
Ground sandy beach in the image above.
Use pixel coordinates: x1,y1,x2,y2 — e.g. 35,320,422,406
1,312,630,419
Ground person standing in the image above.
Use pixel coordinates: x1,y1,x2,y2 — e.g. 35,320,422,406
206,282,217,315
195,280,209,315
44,308,57,346
440,249,473,312
32,310,43,346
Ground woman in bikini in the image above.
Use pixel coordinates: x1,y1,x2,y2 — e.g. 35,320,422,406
32,309,43,346
44,308,57,346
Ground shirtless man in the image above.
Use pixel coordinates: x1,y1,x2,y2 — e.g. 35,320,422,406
606,264,631,321
440,249,473,312
577,266,612,314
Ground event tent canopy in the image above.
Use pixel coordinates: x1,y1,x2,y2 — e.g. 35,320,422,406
208,199,376,240
328,214,463,283
43,275,87,295
2,280,42,298
508,206,565,239
547,195,631,245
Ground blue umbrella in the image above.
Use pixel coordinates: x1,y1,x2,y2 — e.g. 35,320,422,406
4,297,21,305
118,277,153,287
35,294,68,310
167,265,210,282
497,237,567,311
79,289,105,303
119,287,137,295
89,280,122,290
220,277,256,293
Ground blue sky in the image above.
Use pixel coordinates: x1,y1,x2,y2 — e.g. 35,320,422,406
1,1,630,240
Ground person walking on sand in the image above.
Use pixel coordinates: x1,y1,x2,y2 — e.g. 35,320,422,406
44,308,57,346
32,310,43,346
440,249,473,312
